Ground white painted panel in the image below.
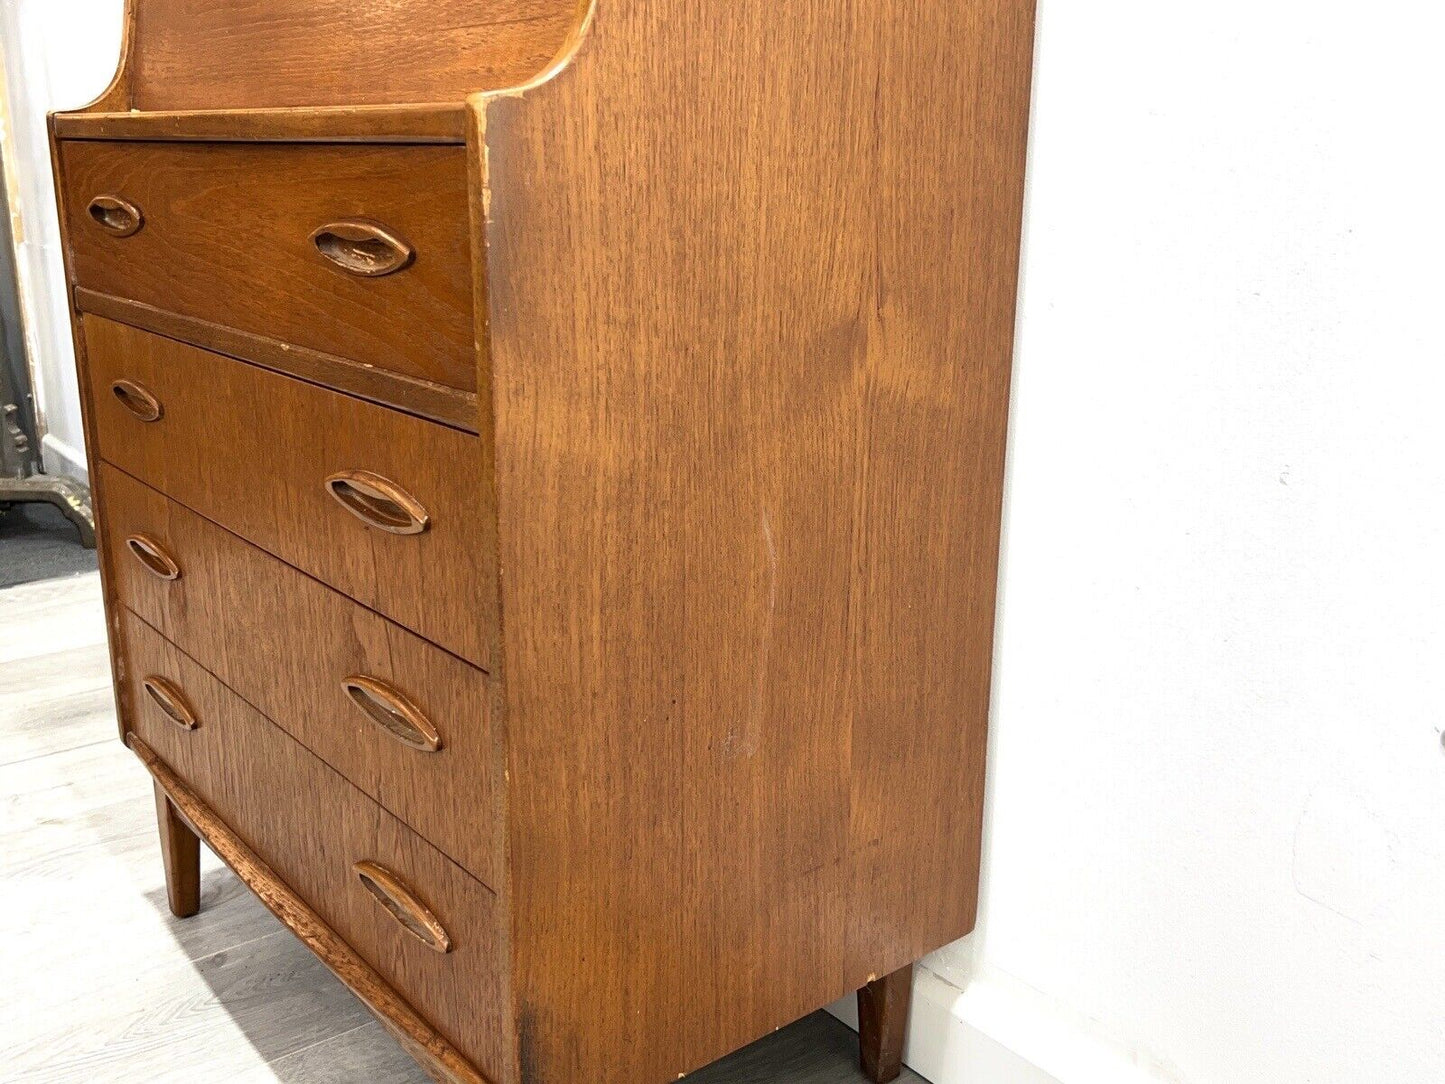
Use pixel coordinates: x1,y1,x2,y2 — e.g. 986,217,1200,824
916,1,1445,1082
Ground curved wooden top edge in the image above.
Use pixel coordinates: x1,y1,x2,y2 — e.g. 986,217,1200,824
474,0,598,107
51,0,597,142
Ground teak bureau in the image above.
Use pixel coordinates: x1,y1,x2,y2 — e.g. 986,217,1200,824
50,2,1036,1081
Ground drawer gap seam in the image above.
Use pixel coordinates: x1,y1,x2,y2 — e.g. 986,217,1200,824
123,602,501,898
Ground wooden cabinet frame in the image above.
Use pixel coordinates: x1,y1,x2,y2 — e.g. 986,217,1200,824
50,2,1036,1081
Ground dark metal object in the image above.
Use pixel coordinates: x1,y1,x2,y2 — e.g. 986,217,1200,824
0,475,96,548
1,333,95,548
0,366,96,544
0,168,95,547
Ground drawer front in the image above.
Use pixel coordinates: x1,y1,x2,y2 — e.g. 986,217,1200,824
120,612,509,1080
85,316,493,669
101,464,501,886
60,140,476,392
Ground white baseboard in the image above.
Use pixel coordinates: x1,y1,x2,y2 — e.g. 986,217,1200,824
828,965,1176,1084
40,433,88,483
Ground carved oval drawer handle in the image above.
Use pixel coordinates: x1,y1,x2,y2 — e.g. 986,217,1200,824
111,379,163,422
342,675,443,753
354,861,452,953
324,470,430,535
88,194,144,237
125,534,181,581
310,219,415,277
141,676,199,731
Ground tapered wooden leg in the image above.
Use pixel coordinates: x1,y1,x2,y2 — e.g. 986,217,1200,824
857,964,913,1083
154,780,201,918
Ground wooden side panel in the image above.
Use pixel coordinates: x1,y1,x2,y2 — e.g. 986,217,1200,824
120,612,512,1081
128,0,580,110
60,141,476,392
481,1,1036,1080
82,317,495,670
100,464,502,887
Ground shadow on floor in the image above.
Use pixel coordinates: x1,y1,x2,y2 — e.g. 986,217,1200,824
143,872,917,1083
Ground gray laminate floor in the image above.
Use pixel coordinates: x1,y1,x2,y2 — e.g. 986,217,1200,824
0,573,924,1084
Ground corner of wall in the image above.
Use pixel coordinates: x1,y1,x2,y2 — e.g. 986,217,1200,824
40,430,86,482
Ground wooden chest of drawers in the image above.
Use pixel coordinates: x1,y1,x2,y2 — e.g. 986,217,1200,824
51,2,1035,1082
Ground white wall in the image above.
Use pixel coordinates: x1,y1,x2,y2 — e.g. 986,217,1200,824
7,1,1444,1081
835,2,1445,1082
0,0,124,478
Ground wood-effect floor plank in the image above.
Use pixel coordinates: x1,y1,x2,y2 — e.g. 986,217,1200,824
242,1023,430,1084
4,930,379,1084
0,574,107,665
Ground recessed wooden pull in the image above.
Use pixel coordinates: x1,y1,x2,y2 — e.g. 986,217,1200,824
324,470,430,535
141,675,199,731
88,194,144,237
125,534,181,581
311,219,415,277
343,675,443,752
354,861,452,953
110,379,163,422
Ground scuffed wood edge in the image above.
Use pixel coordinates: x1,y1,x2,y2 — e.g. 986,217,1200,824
467,0,595,223
127,735,493,1084
461,6,595,1080
462,88,519,1084
472,0,596,109
73,288,480,433
51,103,468,144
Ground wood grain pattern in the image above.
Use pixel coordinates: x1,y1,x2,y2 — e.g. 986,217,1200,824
73,289,479,432
102,469,502,885
122,623,510,1082
0,583,428,1084
2,576,926,1082
53,104,469,144
139,675,198,730
129,738,494,1084
48,0,1035,1078
128,0,580,111
477,0,1035,1078
107,377,162,422
61,141,476,391
152,778,200,918
0,580,438,1084
353,861,455,955
84,318,494,669
858,966,914,1083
